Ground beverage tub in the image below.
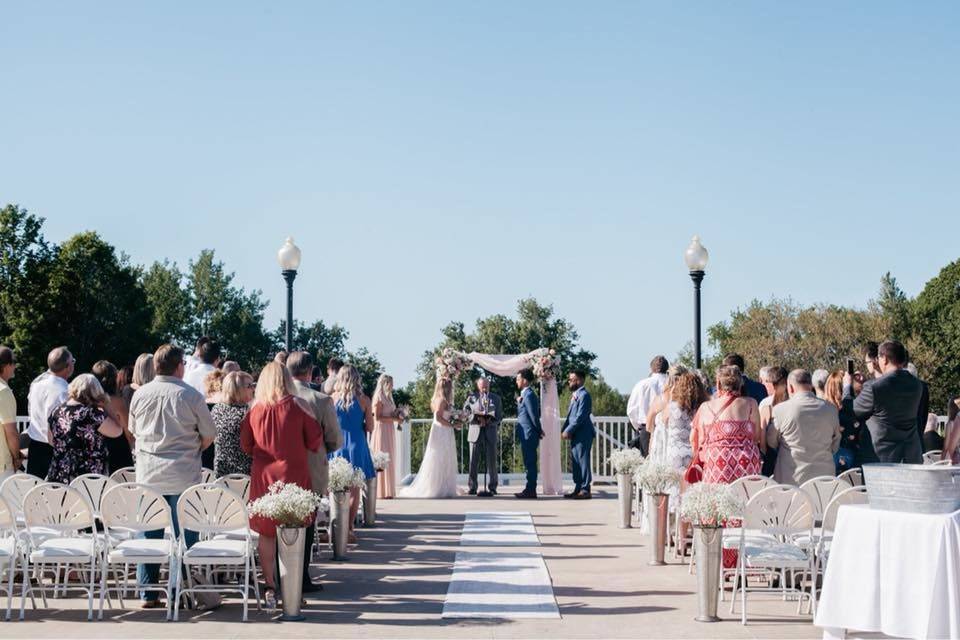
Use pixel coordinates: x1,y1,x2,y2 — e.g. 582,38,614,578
862,463,960,514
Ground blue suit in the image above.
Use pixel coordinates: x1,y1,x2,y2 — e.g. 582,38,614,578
563,387,595,493
516,386,543,493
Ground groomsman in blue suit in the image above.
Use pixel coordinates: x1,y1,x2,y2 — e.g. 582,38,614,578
514,369,543,499
562,370,595,499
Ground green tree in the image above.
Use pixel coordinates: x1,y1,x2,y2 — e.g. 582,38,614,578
558,374,627,416
873,272,912,342
910,259,960,410
273,319,349,366
142,260,190,343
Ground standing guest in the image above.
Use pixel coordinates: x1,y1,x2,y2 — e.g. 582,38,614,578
184,336,211,375
722,354,767,404
26,346,75,479
241,362,323,608
844,340,923,464
812,369,829,400
310,366,324,391
941,398,960,463
328,365,375,540
562,370,595,500
322,358,344,395
120,353,155,408
862,341,881,380
46,374,123,483
221,360,241,375
200,369,226,469
129,344,216,609
824,370,863,471
91,360,135,473
758,366,789,477
767,370,841,486
0,346,21,476
273,351,288,365
691,365,761,485
906,363,932,450
212,371,255,477
184,339,221,395
515,369,543,499
657,371,706,507
922,414,944,453
626,356,669,456
116,365,134,394
371,374,402,499
645,364,689,464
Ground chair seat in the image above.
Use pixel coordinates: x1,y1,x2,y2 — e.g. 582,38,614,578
30,537,97,561
792,528,825,548
722,528,778,550
743,542,810,568
183,539,249,565
214,527,259,542
107,539,174,562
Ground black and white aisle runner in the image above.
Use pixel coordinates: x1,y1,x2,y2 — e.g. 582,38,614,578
442,511,560,619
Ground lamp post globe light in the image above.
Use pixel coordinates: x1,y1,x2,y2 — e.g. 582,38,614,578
684,235,709,369
277,237,302,353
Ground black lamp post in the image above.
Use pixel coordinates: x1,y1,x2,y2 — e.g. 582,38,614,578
684,235,709,369
277,237,302,353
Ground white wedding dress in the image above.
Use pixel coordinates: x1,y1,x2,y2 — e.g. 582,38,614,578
400,412,459,498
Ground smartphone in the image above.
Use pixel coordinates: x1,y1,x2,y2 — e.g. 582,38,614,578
847,358,855,375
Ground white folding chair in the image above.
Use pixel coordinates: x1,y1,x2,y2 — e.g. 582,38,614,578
923,450,942,465
733,484,817,624
175,483,259,621
0,495,21,621
836,467,863,487
110,467,137,484
201,468,216,484
799,476,845,524
99,483,176,619
213,475,258,543
814,485,868,576
0,473,41,532
718,475,777,594
19,483,101,621
70,474,116,521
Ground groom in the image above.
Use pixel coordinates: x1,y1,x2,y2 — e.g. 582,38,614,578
515,369,543,499
464,376,503,496
562,369,595,500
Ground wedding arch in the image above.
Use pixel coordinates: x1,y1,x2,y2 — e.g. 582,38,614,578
436,348,563,495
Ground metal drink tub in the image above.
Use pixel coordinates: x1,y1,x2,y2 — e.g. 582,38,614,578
862,463,960,514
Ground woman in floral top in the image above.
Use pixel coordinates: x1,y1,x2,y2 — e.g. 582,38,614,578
212,370,255,477
47,374,123,484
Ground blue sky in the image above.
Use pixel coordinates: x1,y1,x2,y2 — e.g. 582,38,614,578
2,2,958,392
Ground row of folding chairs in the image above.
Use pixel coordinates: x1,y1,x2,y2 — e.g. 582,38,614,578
0,471,257,622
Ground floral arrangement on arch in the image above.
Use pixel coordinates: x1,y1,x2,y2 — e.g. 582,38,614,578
679,483,742,527
435,347,473,380
526,348,561,380
247,481,322,528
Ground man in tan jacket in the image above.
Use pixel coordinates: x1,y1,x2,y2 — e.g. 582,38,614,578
769,369,841,486
287,351,342,592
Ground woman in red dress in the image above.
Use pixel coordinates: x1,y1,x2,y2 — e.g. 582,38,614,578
241,362,323,604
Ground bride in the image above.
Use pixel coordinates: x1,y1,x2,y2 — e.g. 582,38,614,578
400,377,459,498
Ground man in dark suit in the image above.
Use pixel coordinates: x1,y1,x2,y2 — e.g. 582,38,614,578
464,376,503,495
514,369,543,499
562,370,596,500
843,340,923,464
723,353,767,405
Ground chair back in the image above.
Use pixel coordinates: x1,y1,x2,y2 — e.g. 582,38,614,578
110,466,137,484
821,485,868,534
799,475,844,520
22,483,94,534
100,483,173,534
201,468,216,484
0,494,14,532
176,483,249,535
214,474,251,503
923,450,942,465
727,475,776,516
70,473,116,517
931,459,952,466
744,484,814,537
837,468,863,487
0,473,42,522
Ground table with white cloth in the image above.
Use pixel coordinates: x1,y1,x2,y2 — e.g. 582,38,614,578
815,504,960,640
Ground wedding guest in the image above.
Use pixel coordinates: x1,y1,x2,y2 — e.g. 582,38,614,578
199,369,226,469
824,370,863,472
768,370,841,486
922,413,944,453
516,369,543,500
91,360,135,473
310,365,324,390
26,346,75,479
328,365,375,540
656,371,706,507
0,346,21,476
273,351,288,365
184,339,221,395
371,374,401,499
241,362,323,608
46,374,123,484
322,357,344,395
941,398,960,463
691,365,761,485
812,369,829,400
645,364,688,463
844,340,923,464
562,370,595,500
120,353,155,408
212,371,254,477
221,360,241,375
130,344,215,608
862,341,881,379
906,362,932,449
116,365,134,393
758,366,788,477
626,356,669,456
184,336,211,375
722,354,767,404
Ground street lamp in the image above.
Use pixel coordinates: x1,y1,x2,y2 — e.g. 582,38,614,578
684,235,709,369
277,237,302,353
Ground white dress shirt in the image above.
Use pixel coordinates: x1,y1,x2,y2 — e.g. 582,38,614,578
27,371,69,442
626,373,668,429
183,362,216,396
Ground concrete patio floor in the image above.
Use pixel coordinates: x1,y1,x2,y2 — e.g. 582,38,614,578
5,488,850,639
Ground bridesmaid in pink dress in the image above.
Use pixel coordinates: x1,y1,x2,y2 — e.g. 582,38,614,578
370,374,400,499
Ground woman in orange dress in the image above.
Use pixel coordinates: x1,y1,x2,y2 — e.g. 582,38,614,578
370,374,400,499
241,362,323,604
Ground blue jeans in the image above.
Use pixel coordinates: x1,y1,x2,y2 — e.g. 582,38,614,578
138,493,198,602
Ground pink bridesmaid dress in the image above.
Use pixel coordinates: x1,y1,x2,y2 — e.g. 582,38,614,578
370,396,397,498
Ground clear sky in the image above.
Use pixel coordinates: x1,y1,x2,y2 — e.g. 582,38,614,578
2,2,958,392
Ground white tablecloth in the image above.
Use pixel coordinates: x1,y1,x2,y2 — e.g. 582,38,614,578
815,504,960,639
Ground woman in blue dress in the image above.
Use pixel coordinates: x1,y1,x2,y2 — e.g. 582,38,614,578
328,365,375,540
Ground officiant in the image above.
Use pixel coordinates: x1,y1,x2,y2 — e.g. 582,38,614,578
464,376,503,496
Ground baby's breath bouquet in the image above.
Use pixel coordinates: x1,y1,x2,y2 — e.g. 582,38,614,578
328,457,366,493
634,461,682,495
610,448,645,475
247,481,322,528
371,451,391,471
679,483,742,527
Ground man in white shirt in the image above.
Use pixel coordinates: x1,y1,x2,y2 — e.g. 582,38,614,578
26,346,75,478
626,356,669,456
183,336,211,377
183,338,221,396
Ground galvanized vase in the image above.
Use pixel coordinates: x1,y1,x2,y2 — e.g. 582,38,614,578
330,490,351,560
363,476,378,526
277,526,306,621
693,525,722,622
617,473,634,528
647,493,669,565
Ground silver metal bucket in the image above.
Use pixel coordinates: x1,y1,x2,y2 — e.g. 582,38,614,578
277,526,306,621
647,493,669,565
331,490,351,560
693,525,722,622
863,463,960,513
363,476,378,526
617,474,634,528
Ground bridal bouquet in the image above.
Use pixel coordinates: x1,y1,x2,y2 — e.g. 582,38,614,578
247,481,322,528
448,408,472,430
526,348,561,380
679,483,742,527
371,450,391,471
435,348,473,380
328,457,366,493
610,448,645,475
634,461,683,495
395,404,411,431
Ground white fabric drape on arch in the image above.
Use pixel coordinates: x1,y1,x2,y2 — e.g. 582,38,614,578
465,352,563,495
